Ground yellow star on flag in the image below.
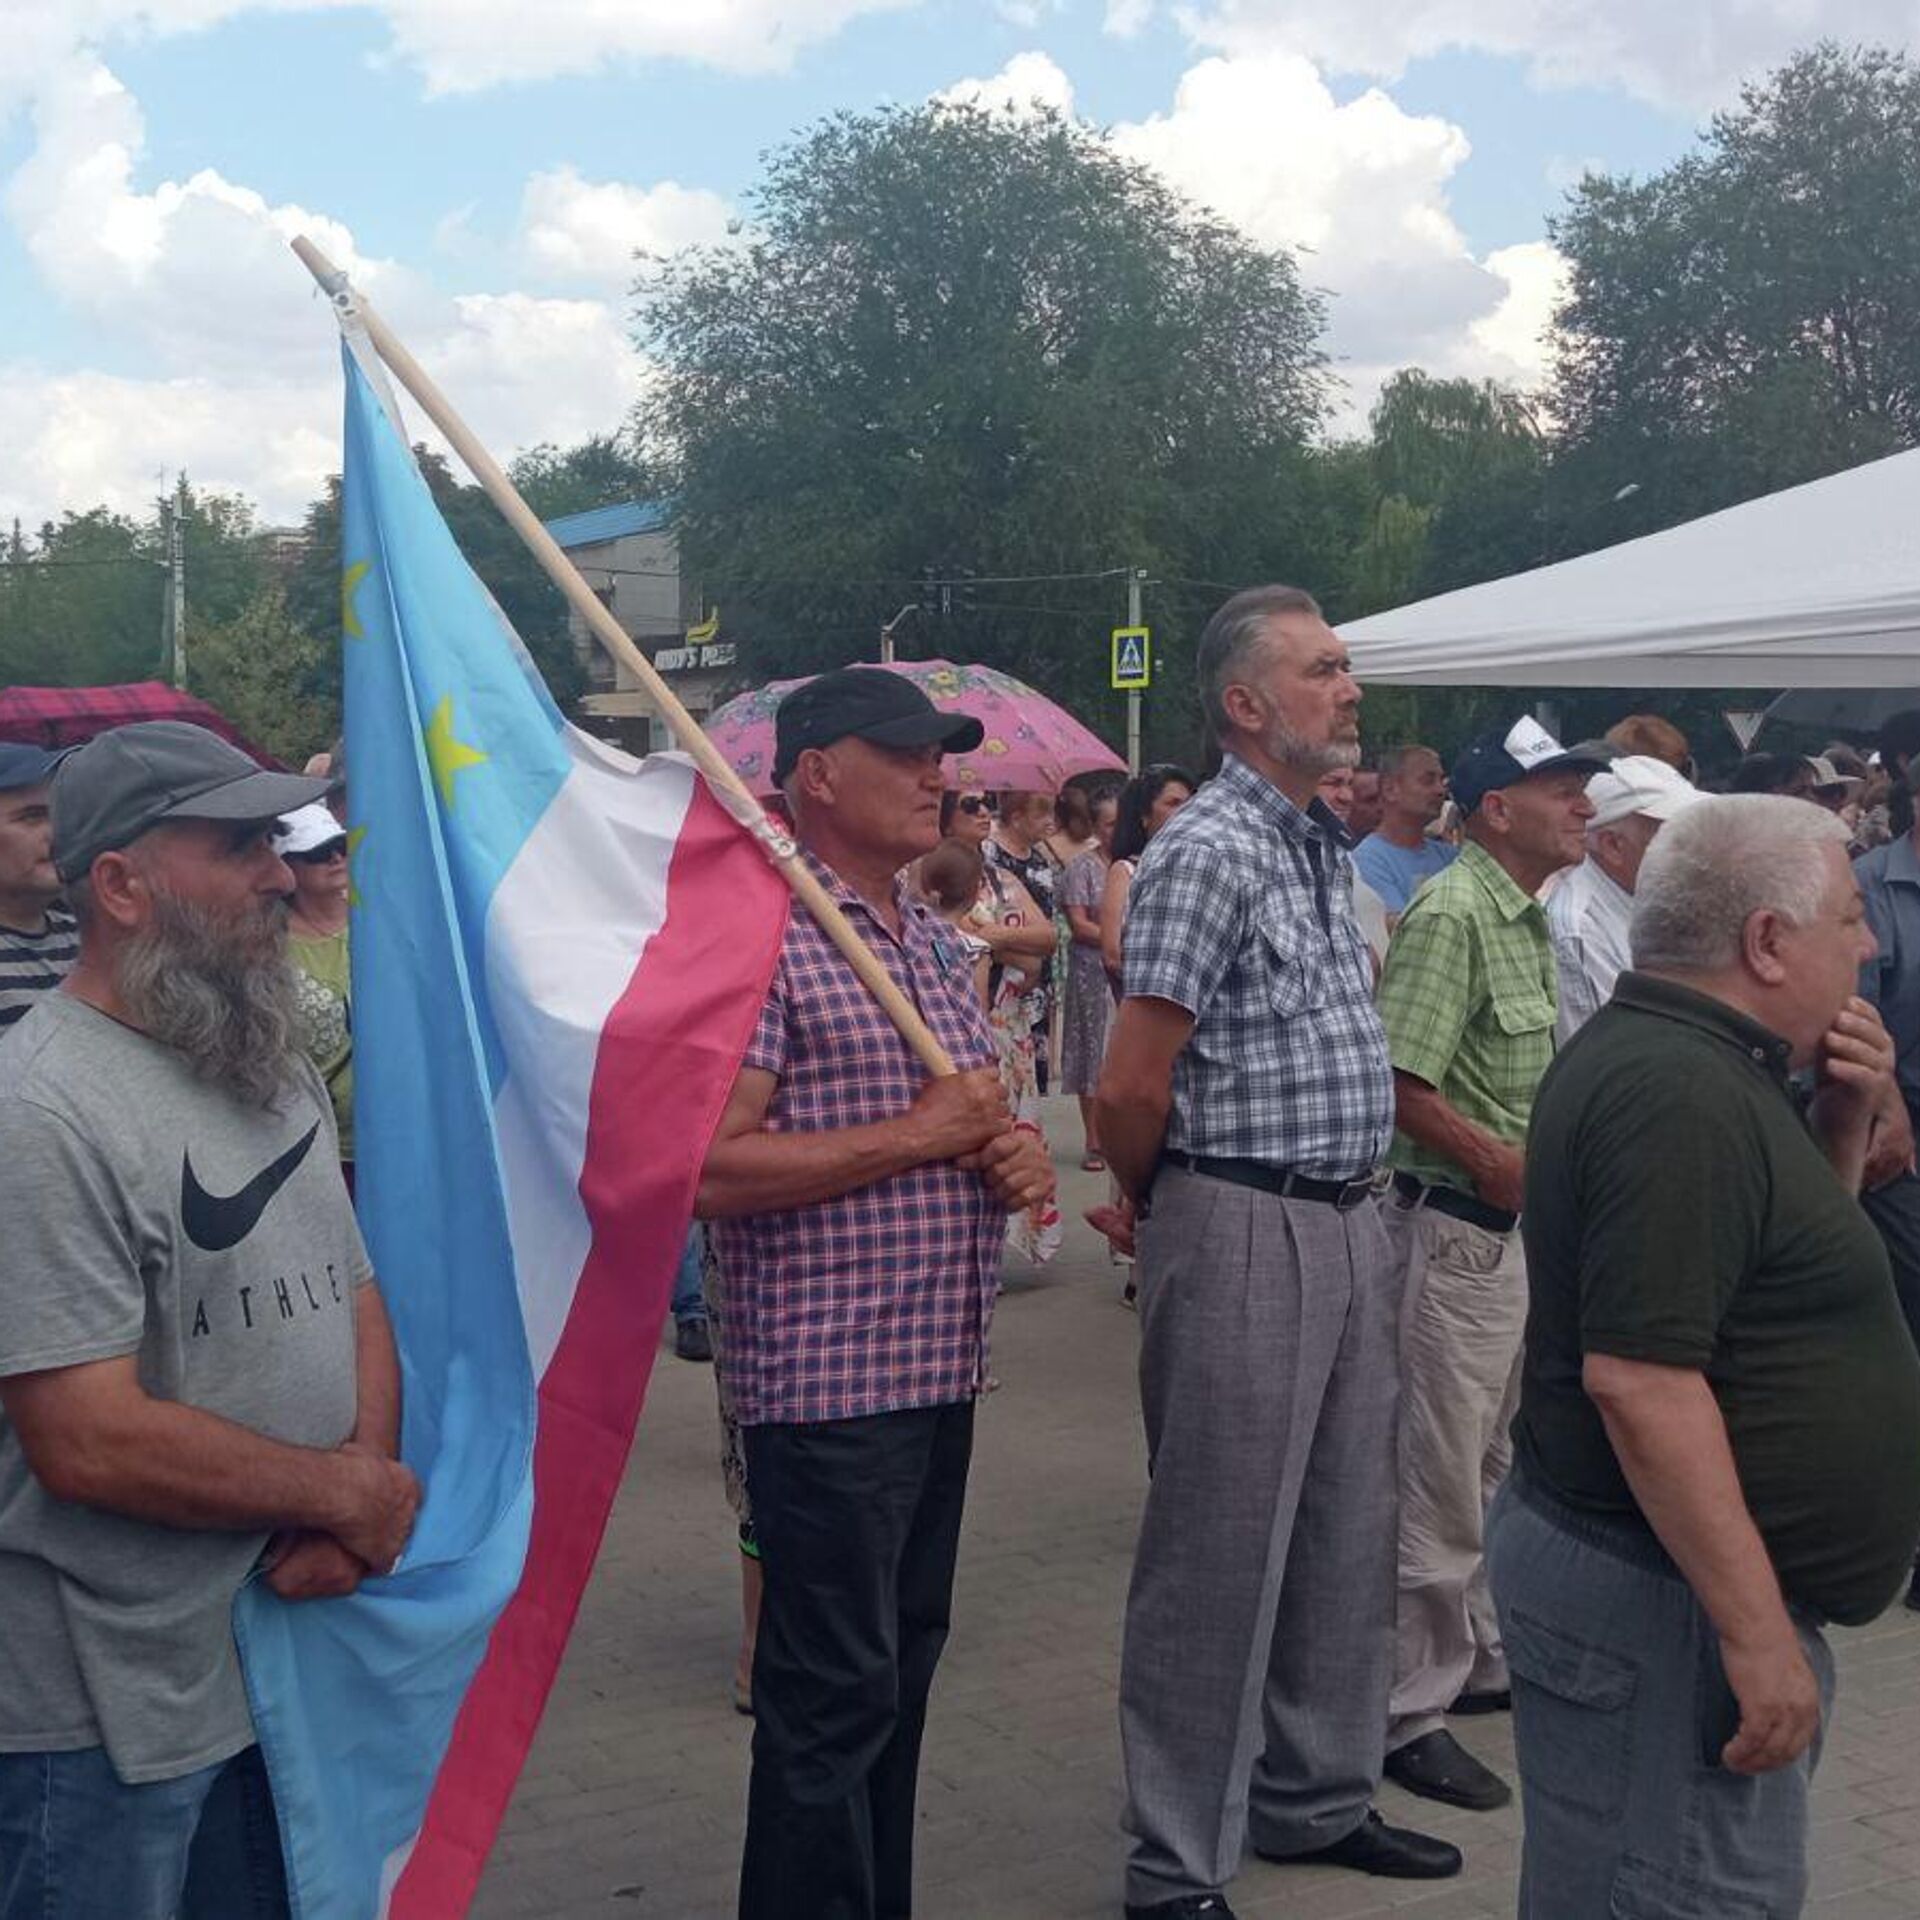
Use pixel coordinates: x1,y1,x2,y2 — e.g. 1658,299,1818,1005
342,560,372,640
345,824,367,909
424,695,488,810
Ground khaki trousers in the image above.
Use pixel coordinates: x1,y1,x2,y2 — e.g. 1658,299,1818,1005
1381,1189,1527,1752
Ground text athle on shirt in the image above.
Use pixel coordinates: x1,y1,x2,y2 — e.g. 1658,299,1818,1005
1122,755,1392,1180
710,851,1006,1429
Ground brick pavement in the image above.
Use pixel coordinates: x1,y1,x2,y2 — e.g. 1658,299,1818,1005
475,1110,1920,1919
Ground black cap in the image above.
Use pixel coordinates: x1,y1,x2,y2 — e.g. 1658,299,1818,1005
0,742,69,794
52,721,336,883
772,668,985,785
1449,716,1612,816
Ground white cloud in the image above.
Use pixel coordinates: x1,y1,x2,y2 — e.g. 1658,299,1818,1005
1157,0,1909,109
376,0,914,92
0,0,915,110
518,166,735,290
1108,51,1558,421
1468,240,1569,386
935,50,1077,117
1103,0,1154,35
0,55,650,525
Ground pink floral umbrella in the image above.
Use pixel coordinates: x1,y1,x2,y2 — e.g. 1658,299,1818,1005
704,658,1126,796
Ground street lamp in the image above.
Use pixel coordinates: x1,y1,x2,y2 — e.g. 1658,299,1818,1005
878,602,919,664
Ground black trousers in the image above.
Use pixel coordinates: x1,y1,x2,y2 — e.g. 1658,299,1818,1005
739,1400,976,1920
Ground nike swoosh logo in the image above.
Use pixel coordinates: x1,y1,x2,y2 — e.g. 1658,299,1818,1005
180,1122,321,1253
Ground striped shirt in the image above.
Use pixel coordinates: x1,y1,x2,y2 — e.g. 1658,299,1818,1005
0,908,77,1033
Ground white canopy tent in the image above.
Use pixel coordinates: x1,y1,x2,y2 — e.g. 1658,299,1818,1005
1339,448,1920,688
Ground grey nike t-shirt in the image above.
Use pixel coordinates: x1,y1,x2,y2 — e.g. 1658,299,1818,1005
0,992,369,1783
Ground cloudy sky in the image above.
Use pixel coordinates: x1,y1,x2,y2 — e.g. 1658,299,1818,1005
0,0,1897,529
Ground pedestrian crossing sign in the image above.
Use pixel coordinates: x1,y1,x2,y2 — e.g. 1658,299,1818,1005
1111,626,1151,690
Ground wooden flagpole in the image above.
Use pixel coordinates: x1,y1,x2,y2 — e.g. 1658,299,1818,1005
291,234,955,1077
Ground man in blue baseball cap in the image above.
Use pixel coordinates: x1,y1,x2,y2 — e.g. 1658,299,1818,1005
0,743,77,1036
1372,715,1608,1815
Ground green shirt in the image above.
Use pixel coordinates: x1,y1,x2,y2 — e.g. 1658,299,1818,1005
1375,839,1557,1190
1515,973,1920,1626
287,926,353,1163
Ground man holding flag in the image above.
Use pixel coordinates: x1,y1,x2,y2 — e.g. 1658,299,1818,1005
701,668,1056,1920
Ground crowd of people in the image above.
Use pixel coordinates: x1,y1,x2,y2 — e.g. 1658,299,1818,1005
3,600,1920,1920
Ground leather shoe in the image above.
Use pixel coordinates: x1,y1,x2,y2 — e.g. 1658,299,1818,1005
1384,1729,1512,1811
1123,1898,1238,1918
1260,1809,1462,1879
1448,1686,1513,1715
673,1316,713,1363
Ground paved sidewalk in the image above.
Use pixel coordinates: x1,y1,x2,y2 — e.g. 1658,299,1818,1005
476,1111,1920,1919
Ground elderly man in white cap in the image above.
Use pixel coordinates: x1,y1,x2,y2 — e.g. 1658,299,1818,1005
1546,754,1702,1042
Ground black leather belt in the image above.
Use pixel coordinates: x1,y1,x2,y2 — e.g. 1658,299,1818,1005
1161,1150,1376,1211
1391,1170,1518,1236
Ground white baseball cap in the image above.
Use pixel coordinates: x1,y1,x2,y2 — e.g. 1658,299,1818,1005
271,802,348,857
1585,755,1703,829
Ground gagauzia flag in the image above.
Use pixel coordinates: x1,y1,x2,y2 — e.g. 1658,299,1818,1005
232,330,789,1917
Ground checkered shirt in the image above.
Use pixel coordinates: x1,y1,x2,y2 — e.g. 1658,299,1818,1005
1376,838,1558,1189
711,853,1004,1426
1123,754,1393,1178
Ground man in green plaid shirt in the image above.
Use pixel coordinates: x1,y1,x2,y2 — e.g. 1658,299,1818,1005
1372,717,1605,1817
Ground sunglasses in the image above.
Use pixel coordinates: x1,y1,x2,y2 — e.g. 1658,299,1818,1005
956,796,994,816
288,841,349,865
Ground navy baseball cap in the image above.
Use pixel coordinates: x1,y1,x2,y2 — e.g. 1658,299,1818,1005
0,742,70,794
773,668,985,786
1450,717,1612,816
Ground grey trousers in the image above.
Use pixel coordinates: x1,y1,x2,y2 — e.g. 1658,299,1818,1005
1383,1192,1528,1749
1119,1169,1400,1907
1488,1470,1834,1919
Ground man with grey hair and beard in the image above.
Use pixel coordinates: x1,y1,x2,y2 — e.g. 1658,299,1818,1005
1097,586,1459,1919
1492,795,1920,1917
0,722,419,1920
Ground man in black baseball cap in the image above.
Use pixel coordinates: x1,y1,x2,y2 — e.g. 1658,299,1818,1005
703,664,1050,1919
0,743,78,1033
771,666,984,787
51,720,334,886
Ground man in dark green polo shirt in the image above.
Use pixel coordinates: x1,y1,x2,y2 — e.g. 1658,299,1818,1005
1373,717,1604,1814
1492,793,1920,1920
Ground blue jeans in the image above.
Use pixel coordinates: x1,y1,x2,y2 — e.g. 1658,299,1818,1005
0,1743,289,1920
672,1226,707,1323
1488,1469,1833,1919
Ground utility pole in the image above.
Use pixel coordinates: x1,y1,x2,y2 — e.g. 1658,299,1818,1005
1126,567,1145,773
162,485,187,689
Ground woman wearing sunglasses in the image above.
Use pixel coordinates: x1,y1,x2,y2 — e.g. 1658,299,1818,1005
274,802,356,1197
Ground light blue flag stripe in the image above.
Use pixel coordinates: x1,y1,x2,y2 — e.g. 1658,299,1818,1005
233,344,551,1918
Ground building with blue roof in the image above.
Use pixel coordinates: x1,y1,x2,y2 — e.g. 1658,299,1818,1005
543,499,735,750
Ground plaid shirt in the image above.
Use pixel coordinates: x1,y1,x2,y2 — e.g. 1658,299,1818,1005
711,853,1003,1426
1123,754,1393,1178
1377,838,1557,1189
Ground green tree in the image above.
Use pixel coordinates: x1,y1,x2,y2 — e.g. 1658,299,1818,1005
509,436,656,521
287,450,587,710
634,101,1336,757
0,509,164,687
1550,42,1920,547
189,583,340,764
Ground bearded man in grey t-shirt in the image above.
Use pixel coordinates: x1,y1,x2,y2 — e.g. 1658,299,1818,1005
0,723,420,1920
